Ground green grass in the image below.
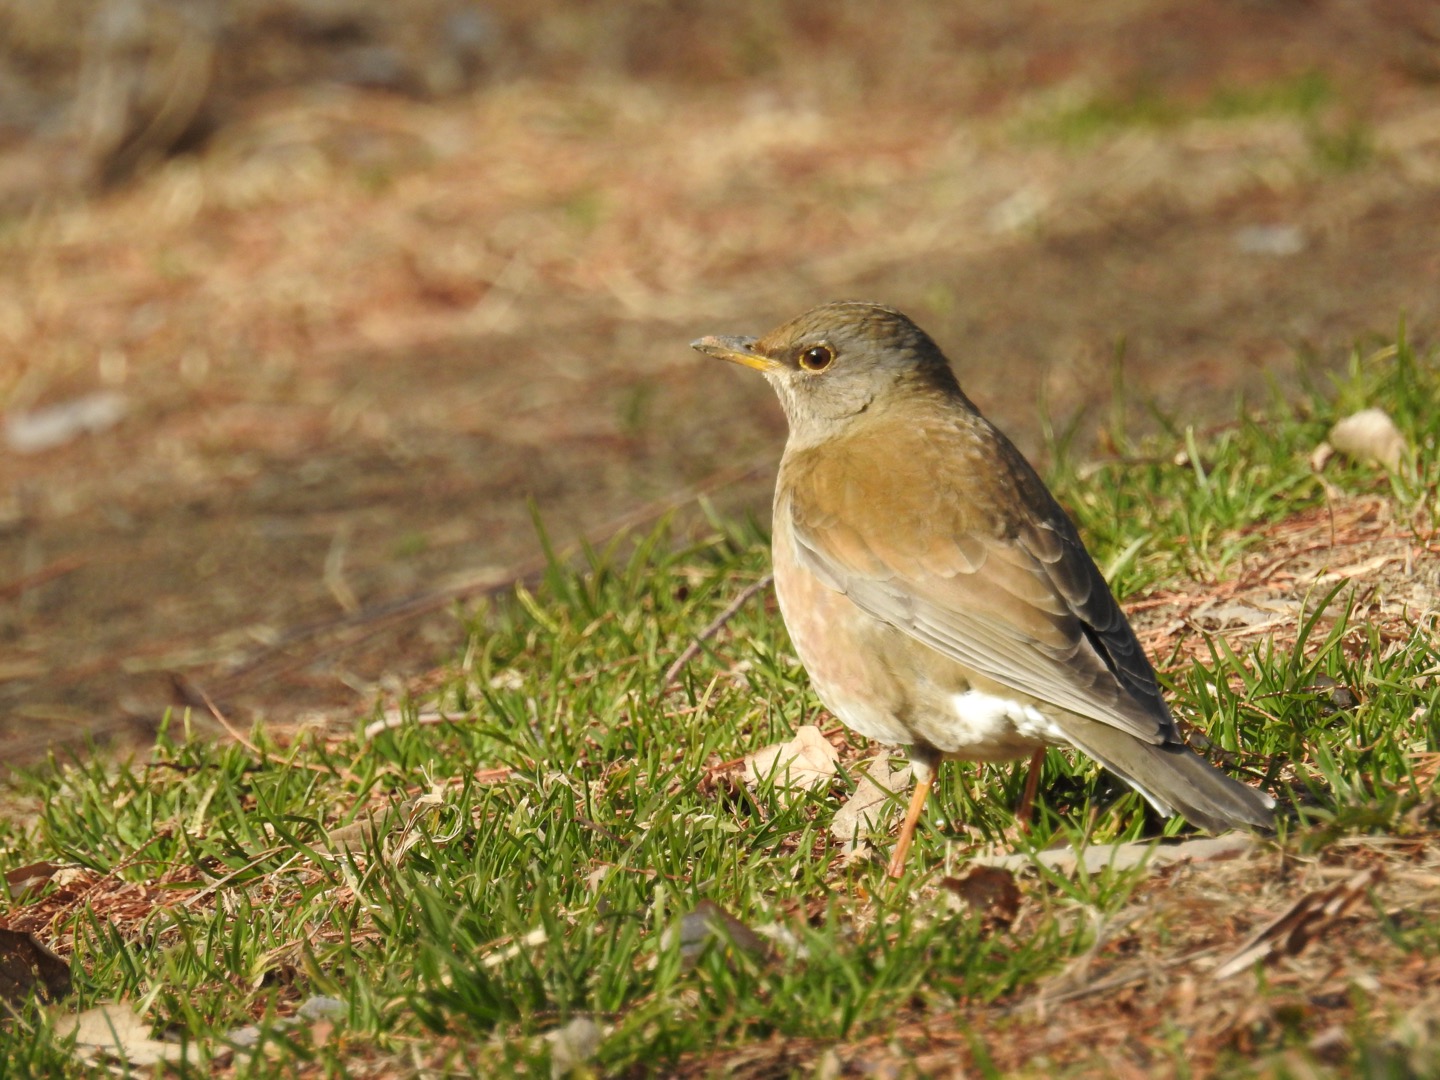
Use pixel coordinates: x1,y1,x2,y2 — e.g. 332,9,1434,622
2,334,1438,1075
1026,70,1375,171
1032,71,1333,142
1048,330,1437,596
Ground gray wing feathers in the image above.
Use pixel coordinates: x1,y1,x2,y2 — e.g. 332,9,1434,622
1019,518,1174,724
790,517,1173,744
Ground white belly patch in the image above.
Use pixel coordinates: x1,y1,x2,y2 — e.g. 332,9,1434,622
920,689,1069,759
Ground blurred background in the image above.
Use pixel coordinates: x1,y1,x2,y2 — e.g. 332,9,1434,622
2,0,1438,764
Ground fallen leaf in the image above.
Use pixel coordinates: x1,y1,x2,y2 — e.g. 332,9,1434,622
972,832,1257,876
1214,866,1382,980
4,391,128,454
1191,598,1294,630
4,860,62,903
297,995,346,1022
743,725,838,801
1232,223,1306,256
664,900,769,969
1328,408,1408,471
1311,552,1400,585
362,708,450,740
0,928,71,1004
321,801,413,855
940,865,1021,930
56,1002,201,1067
225,998,343,1059
830,759,911,854
1303,674,1359,714
546,1016,603,1079
322,785,459,863
751,921,807,959
480,926,548,971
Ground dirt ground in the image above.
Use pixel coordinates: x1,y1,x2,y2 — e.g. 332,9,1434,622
1,1,1438,766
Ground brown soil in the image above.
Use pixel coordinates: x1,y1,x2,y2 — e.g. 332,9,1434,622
2,1,1439,766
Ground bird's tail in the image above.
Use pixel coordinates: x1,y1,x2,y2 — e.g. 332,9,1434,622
1063,719,1276,833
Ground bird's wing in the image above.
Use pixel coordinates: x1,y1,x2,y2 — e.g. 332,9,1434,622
782,424,1175,744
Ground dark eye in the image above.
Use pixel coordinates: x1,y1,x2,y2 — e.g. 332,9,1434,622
799,344,835,372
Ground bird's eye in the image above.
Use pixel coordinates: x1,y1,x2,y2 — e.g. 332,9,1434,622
799,344,835,373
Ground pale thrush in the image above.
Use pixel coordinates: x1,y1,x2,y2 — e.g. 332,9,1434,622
693,301,1275,877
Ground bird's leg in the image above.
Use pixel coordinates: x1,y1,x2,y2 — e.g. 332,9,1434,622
887,750,940,879
1014,748,1047,831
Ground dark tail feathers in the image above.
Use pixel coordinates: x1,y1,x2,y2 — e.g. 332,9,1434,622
1064,720,1275,833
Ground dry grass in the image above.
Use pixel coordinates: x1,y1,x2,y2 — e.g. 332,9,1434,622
1132,495,1440,670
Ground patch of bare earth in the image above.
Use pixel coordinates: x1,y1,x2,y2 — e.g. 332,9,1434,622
1133,493,1440,692
1,2,1438,770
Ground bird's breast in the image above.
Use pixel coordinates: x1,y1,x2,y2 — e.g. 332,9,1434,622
771,509,1060,762
771,513,915,747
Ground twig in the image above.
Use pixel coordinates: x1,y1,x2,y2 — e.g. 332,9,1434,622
194,684,343,776
215,458,773,696
0,556,86,600
658,573,773,693
362,709,450,741
195,684,262,755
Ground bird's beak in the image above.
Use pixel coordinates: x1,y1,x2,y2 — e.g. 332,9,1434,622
690,335,782,373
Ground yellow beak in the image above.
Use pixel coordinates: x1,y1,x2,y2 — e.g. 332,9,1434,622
690,335,782,373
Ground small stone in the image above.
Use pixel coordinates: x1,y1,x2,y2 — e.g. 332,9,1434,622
1328,408,1408,471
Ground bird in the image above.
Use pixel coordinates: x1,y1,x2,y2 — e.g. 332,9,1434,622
692,301,1275,877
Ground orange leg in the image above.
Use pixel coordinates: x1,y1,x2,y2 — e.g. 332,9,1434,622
1015,748,1047,831
887,758,936,879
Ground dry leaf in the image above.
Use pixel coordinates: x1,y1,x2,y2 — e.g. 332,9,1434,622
225,995,342,1059
972,832,1257,876
56,1002,201,1067
322,799,415,855
0,927,71,1004
322,785,458,863
297,995,346,1022
4,391,128,454
480,926,548,971
546,1016,603,1079
830,759,911,854
664,900,769,969
362,709,450,740
1328,408,1408,471
743,725,838,801
4,860,62,903
1214,866,1382,980
940,865,1022,930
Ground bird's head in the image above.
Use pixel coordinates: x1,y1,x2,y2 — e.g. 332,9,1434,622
692,301,962,445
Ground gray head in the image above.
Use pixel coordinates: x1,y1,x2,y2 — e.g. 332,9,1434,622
691,301,965,447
